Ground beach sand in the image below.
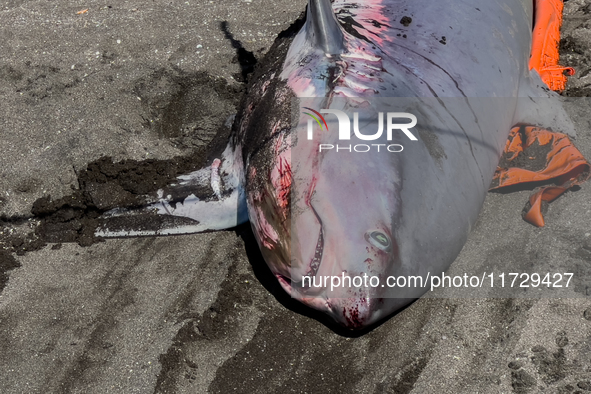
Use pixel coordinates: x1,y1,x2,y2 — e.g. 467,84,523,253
1,0,590,392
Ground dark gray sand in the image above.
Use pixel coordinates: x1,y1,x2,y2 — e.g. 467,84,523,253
1,0,591,393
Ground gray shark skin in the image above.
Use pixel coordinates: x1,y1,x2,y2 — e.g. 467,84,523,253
97,0,576,330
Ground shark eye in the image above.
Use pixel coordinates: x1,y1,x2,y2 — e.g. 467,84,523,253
365,230,391,251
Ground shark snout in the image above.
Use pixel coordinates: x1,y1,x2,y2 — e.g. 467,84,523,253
326,296,383,329
276,274,386,329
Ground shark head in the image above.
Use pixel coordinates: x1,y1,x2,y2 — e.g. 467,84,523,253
244,106,422,329
240,1,427,330
286,125,407,329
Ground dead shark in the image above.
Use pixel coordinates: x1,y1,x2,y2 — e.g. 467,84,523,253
96,0,589,329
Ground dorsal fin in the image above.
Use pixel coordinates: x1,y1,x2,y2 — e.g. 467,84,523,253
307,0,345,55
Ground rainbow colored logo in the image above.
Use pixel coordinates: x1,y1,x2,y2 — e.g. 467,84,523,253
303,107,329,132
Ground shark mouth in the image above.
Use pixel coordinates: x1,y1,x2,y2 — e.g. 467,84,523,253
276,206,324,294
302,205,324,285
305,218,324,280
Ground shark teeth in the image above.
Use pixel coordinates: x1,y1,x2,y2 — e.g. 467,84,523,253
304,225,324,282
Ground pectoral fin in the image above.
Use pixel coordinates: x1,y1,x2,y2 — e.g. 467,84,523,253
95,145,248,237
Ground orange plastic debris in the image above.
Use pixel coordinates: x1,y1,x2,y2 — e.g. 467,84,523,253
530,0,575,92
490,126,590,227
77,9,88,15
